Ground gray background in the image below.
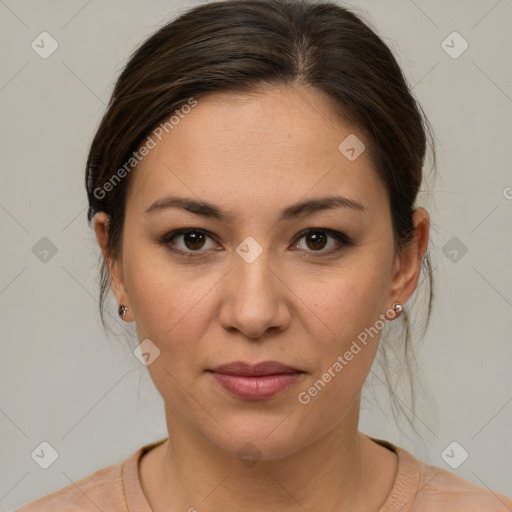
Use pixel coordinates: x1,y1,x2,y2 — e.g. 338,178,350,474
1,0,511,509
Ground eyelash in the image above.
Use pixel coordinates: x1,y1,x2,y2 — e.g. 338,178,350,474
158,227,353,259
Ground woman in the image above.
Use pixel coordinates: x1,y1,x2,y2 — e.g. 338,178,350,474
18,0,512,510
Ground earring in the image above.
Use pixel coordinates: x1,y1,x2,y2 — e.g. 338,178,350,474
393,302,403,318
118,304,128,319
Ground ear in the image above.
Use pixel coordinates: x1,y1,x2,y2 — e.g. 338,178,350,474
388,207,430,307
93,212,132,321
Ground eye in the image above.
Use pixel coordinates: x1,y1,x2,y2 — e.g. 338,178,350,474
292,228,352,255
160,227,352,258
160,228,220,256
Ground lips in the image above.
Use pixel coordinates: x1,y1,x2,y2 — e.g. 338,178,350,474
208,361,304,400
210,360,303,376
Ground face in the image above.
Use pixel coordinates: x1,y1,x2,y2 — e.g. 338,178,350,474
95,85,428,460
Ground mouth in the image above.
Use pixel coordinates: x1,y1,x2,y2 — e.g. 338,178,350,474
207,361,305,400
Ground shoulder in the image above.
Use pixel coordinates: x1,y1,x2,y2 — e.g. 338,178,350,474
366,435,512,512
400,447,512,511
15,450,135,512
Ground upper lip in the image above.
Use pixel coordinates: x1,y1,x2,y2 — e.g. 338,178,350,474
210,361,303,376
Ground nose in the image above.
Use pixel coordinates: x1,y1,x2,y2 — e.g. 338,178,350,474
219,249,291,340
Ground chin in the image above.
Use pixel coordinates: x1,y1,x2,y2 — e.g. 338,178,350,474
208,415,308,463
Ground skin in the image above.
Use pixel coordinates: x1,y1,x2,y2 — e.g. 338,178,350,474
94,84,429,512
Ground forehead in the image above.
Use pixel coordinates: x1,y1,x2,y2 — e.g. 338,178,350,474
128,85,387,219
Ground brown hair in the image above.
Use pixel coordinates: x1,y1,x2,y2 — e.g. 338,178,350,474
85,0,436,433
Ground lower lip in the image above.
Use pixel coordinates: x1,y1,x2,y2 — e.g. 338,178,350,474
209,372,303,400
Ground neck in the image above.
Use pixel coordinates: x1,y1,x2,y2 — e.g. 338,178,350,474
140,397,397,512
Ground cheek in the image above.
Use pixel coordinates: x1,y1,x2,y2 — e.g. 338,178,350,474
122,248,237,398
293,268,389,424
290,249,392,406
128,273,214,349
121,239,206,346
293,252,391,344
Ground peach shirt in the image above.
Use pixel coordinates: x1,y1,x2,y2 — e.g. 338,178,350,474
17,436,512,511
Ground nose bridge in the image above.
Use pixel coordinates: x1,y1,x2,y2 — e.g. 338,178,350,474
220,239,289,338
233,241,276,311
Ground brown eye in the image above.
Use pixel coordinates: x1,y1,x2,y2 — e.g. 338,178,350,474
161,229,219,255
305,231,328,251
182,231,207,250
294,228,352,255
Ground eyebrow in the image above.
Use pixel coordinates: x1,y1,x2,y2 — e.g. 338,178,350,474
145,194,366,222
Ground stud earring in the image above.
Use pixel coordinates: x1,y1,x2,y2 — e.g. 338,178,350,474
393,302,403,318
118,304,128,319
